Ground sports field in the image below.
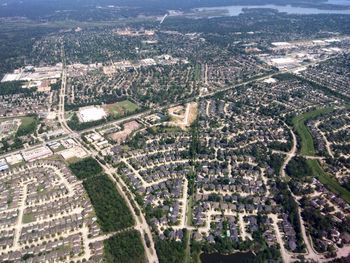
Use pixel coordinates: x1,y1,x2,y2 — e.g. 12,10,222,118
103,100,139,117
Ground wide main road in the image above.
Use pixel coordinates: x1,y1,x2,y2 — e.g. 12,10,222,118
57,48,159,263
58,46,76,136
80,140,159,263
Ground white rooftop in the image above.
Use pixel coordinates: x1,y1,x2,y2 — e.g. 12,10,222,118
78,106,107,123
271,57,297,65
271,42,291,47
263,78,277,84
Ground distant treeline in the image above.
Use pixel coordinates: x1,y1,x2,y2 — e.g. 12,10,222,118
0,0,330,20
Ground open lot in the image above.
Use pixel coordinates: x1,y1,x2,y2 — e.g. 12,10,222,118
16,116,38,137
103,100,139,118
168,102,198,130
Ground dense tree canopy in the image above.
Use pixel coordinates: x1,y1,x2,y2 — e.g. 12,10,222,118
83,174,134,232
69,157,103,179
104,231,146,263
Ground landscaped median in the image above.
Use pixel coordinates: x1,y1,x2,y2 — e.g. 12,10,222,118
292,107,350,203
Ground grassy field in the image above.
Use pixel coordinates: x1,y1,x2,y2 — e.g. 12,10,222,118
292,107,334,156
22,213,35,224
16,116,38,137
0,116,36,129
194,64,201,82
104,100,139,117
20,116,36,127
148,125,183,134
186,196,193,227
293,107,350,203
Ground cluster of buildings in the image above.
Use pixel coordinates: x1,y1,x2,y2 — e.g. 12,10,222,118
0,161,103,262
261,37,350,71
114,28,155,37
0,92,50,118
204,54,273,91
296,177,350,253
104,69,350,260
0,119,21,140
0,19,349,261
300,53,350,97
0,136,93,171
1,65,62,92
102,55,187,74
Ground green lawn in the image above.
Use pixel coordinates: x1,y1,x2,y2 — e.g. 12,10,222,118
20,116,36,127
0,116,37,137
292,107,334,156
16,116,38,137
104,100,139,117
186,196,193,226
22,213,35,224
194,64,201,82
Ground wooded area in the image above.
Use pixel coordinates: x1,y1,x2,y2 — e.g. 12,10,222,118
69,157,102,179
104,230,146,263
83,174,134,232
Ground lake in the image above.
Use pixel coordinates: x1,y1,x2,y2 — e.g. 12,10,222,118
327,0,350,5
200,252,255,263
196,4,350,16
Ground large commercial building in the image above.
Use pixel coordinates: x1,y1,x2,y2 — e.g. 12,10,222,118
78,106,107,123
22,146,53,162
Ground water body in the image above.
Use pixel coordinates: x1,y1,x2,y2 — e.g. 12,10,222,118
196,4,350,16
200,252,255,263
327,0,350,5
